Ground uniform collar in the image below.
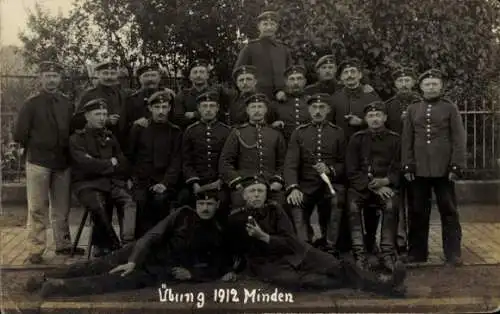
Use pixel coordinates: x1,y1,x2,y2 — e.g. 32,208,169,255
191,84,208,92
249,120,266,127
286,89,305,98
312,120,328,127
344,84,363,95
201,119,217,127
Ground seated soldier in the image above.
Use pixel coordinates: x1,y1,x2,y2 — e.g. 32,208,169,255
226,175,406,295
25,191,236,298
345,101,401,273
69,99,136,257
127,90,182,238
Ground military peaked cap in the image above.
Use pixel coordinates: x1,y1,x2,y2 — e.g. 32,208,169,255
392,67,416,80
418,68,444,84
239,175,269,189
80,98,107,113
232,65,257,81
195,189,219,201
337,58,362,76
38,61,65,74
284,65,307,78
363,101,387,115
307,93,331,105
148,90,174,106
136,64,160,77
196,91,220,104
244,93,270,106
315,55,336,69
94,61,119,71
257,11,280,23
189,59,209,71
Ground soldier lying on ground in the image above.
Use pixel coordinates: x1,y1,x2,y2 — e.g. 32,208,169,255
226,175,407,296
25,190,237,298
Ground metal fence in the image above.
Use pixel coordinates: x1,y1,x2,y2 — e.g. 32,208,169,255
1,75,499,182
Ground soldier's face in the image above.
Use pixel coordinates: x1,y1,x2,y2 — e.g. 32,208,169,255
285,73,306,92
189,66,209,86
148,102,170,122
340,67,362,87
198,101,219,121
85,109,108,129
242,183,267,208
365,111,387,129
246,102,268,122
39,72,62,91
317,63,337,81
139,71,161,88
420,78,443,98
309,102,331,122
395,76,415,93
236,74,257,93
97,69,119,86
196,198,219,220
258,20,278,37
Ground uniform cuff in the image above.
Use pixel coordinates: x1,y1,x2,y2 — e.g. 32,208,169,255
229,176,243,189
449,164,462,176
403,164,415,174
186,177,200,185
285,184,300,195
270,175,285,185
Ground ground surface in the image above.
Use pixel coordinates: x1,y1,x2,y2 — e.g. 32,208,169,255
1,204,500,313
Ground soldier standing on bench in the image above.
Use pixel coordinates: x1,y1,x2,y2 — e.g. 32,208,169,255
69,99,136,257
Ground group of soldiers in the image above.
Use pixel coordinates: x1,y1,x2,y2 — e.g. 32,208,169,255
16,10,467,298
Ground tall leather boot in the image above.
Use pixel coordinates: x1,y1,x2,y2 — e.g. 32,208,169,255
379,198,398,272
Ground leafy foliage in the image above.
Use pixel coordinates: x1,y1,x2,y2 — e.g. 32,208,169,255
18,0,500,105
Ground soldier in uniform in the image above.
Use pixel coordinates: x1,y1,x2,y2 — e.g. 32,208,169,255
69,99,136,257
27,191,236,298
330,58,381,254
181,91,232,217
226,176,406,294
346,101,402,273
219,93,287,208
284,93,346,252
402,69,466,266
226,65,259,126
127,90,182,238
121,64,163,138
73,61,127,142
14,61,85,264
272,65,310,142
304,55,374,96
173,59,230,128
385,67,422,254
234,11,293,101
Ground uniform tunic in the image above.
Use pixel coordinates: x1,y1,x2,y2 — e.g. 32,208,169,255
182,120,231,185
128,121,182,187
275,92,310,142
331,86,381,140
219,122,286,188
69,128,129,195
346,129,401,193
304,79,340,96
234,37,293,98
284,121,346,195
385,92,421,134
402,98,466,177
14,91,73,169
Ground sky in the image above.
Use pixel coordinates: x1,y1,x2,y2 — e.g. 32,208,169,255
1,0,72,47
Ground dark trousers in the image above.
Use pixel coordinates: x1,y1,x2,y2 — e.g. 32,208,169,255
288,185,345,246
397,175,414,249
42,244,166,297
133,186,174,239
348,188,398,258
335,189,352,253
78,187,136,250
250,246,346,290
409,176,462,260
